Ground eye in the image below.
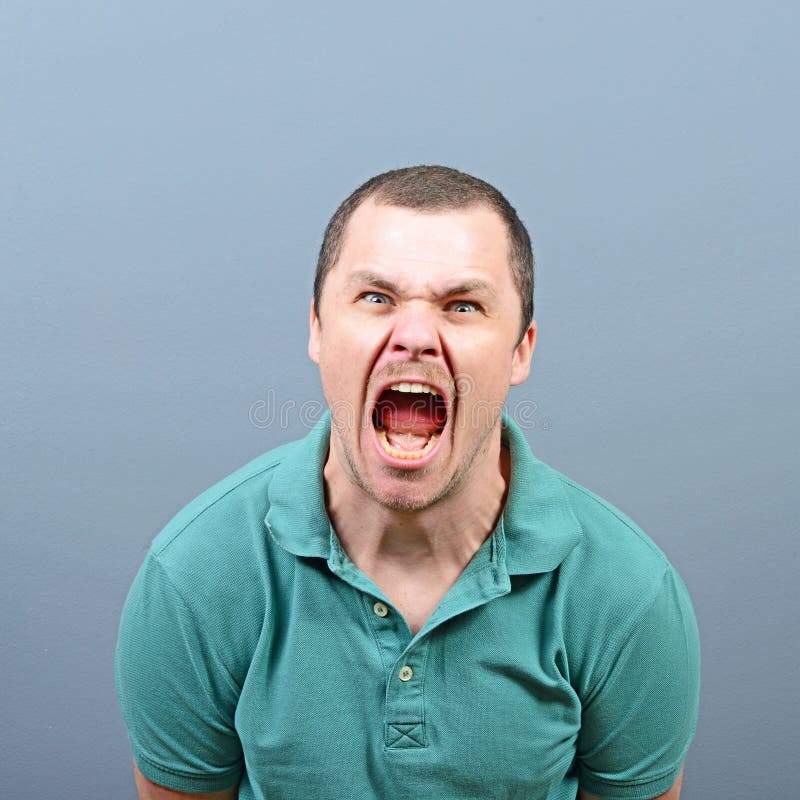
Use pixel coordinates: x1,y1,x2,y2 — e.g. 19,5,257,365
448,300,480,313
360,292,392,305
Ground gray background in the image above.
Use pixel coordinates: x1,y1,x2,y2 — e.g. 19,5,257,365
2,1,797,798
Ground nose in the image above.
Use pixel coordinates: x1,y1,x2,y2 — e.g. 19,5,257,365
386,303,441,360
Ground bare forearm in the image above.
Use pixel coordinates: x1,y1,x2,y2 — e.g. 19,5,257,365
133,764,238,800
578,767,683,800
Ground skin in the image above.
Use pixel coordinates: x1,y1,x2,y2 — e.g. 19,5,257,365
579,768,684,800
133,763,683,800
131,198,683,799
133,764,236,799
310,199,535,513
308,199,536,633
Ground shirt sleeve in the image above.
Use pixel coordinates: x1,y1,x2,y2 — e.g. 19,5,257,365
576,566,701,800
115,553,244,793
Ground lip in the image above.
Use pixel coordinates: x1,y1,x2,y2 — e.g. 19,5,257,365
367,376,451,470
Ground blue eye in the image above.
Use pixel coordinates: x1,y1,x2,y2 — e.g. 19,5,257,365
450,301,479,313
363,292,391,304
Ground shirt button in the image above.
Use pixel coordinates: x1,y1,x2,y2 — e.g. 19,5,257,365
398,665,413,682
373,601,389,618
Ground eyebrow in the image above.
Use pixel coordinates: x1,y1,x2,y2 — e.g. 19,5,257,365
346,270,498,301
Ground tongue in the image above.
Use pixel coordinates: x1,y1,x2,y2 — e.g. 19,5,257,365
386,431,432,451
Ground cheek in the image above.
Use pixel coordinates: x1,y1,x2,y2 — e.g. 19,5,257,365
320,320,391,385
454,347,515,399
318,336,352,377
318,333,368,400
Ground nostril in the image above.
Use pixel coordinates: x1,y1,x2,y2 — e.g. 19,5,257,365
392,343,439,357
387,321,441,357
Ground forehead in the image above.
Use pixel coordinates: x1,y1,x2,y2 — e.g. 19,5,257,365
333,199,513,285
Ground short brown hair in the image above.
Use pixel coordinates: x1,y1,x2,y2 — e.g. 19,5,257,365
313,165,534,344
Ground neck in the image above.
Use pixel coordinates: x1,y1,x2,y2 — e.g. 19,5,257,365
323,435,511,578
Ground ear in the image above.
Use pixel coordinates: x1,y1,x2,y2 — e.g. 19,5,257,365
510,320,537,386
308,297,321,365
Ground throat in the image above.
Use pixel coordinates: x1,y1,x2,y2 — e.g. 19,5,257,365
373,388,446,458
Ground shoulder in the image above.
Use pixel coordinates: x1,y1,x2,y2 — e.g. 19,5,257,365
115,439,309,792
150,436,301,561
554,468,673,596
127,436,308,664
150,434,300,579
537,463,698,696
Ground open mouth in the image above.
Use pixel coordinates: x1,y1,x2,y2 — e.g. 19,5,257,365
372,381,448,461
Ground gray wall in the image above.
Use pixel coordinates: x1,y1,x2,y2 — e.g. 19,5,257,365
2,2,797,798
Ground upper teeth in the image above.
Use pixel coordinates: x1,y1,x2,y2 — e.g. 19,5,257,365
389,382,440,396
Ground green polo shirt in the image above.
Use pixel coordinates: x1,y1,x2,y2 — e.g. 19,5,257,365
115,411,699,800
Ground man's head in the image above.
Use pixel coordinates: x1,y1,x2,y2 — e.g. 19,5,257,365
313,165,534,346
308,166,537,512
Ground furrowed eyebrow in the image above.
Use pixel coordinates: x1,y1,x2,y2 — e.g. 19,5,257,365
433,280,497,302
346,270,497,301
346,271,400,295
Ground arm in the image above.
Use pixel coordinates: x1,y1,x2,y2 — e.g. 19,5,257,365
116,557,244,796
134,764,238,800
578,768,684,800
574,567,700,800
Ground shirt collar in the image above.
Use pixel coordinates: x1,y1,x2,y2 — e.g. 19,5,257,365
499,412,582,574
264,410,582,573
264,412,333,559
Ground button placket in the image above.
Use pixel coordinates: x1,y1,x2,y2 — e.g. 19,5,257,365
363,593,409,689
384,637,431,749
333,526,511,755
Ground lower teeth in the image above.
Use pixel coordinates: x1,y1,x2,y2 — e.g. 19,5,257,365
377,429,439,459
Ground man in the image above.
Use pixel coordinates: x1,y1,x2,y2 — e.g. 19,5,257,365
116,166,700,800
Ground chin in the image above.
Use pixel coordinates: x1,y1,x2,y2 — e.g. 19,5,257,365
366,466,459,513
370,487,443,513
